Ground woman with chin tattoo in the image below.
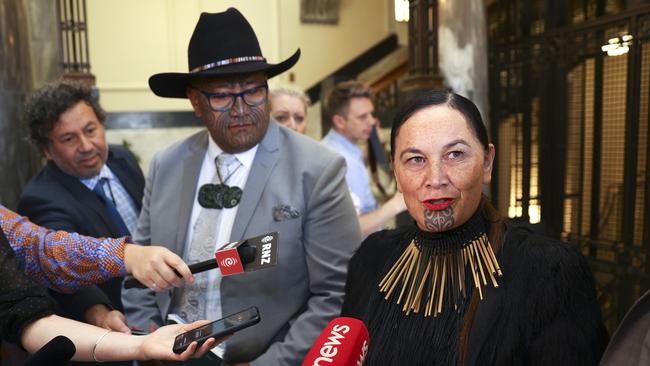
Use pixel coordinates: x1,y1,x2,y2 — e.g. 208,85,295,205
341,90,609,365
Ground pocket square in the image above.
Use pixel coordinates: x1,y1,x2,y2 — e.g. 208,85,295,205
273,204,301,222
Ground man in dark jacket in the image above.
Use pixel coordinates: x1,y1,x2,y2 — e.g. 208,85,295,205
18,79,144,366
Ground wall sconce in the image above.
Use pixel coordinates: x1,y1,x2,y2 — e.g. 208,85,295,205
601,34,633,56
395,0,409,22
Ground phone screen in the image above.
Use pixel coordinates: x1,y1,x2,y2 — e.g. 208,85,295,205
173,306,260,353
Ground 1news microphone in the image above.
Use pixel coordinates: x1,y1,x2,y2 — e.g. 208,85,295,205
301,317,369,366
123,244,256,289
22,335,76,366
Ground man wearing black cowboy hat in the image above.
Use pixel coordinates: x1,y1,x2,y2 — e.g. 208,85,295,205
121,8,361,365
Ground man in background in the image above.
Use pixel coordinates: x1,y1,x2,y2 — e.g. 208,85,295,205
18,79,144,366
121,8,361,365
323,80,406,237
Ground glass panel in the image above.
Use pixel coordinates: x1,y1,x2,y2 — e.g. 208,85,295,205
634,43,650,246
598,53,628,241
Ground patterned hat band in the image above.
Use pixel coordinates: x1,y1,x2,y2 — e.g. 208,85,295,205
190,56,267,73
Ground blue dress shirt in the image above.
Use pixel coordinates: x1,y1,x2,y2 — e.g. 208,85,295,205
322,129,377,214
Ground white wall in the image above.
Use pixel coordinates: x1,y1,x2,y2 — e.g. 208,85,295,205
106,127,203,172
87,0,391,112
274,0,390,89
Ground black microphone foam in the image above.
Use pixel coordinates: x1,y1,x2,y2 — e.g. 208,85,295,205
123,244,257,289
22,335,76,366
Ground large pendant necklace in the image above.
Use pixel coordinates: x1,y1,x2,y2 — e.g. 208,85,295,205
197,160,243,209
378,213,502,317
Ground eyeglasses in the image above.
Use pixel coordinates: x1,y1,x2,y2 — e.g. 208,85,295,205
194,83,269,112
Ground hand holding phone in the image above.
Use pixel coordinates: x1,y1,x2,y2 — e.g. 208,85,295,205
172,306,261,354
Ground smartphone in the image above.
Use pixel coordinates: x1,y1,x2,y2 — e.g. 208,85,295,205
172,306,261,354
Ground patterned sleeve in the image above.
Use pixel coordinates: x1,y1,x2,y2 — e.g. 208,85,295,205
0,204,128,293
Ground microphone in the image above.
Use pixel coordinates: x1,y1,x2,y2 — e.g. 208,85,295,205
22,335,76,366
123,244,256,289
302,317,369,366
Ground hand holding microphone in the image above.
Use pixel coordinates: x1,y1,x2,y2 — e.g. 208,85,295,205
302,317,369,366
124,232,278,289
123,244,196,290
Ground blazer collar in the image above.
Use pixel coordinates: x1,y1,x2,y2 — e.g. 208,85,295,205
44,159,121,234
465,278,504,365
175,131,209,253
230,122,280,240
105,148,142,208
465,231,510,366
175,124,280,245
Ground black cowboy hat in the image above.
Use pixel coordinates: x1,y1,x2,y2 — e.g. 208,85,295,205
149,8,300,98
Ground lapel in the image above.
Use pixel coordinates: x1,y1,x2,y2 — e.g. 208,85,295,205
105,148,142,208
601,289,650,363
174,132,209,253
230,123,280,241
465,278,504,365
44,161,120,235
465,229,513,366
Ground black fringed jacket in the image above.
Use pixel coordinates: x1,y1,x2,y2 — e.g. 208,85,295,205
342,224,609,366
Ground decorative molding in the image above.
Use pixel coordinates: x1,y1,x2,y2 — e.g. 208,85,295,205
57,0,93,83
105,111,200,129
300,0,341,24
96,82,150,91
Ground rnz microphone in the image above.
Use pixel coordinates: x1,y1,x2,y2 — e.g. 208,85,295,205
123,244,257,289
22,335,76,366
302,317,369,366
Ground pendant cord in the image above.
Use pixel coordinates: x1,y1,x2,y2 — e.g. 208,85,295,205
197,157,243,209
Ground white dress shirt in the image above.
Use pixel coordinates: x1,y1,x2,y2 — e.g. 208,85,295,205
183,136,258,322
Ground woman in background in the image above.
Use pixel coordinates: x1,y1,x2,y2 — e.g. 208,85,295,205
269,87,310,134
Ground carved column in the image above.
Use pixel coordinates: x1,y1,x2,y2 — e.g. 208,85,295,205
0,0,59,210
403,0,445,90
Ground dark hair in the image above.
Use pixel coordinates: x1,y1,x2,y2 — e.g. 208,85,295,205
324,80,372,118
390,90,489,160
25,79,106,149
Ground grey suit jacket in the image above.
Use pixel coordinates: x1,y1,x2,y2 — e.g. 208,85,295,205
122,122,362,365
600,289,650,366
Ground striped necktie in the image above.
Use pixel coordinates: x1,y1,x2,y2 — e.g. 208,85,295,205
92,178,131,237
